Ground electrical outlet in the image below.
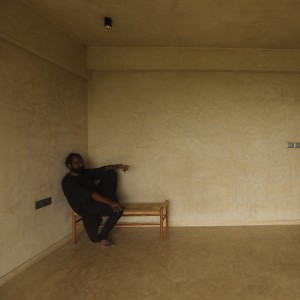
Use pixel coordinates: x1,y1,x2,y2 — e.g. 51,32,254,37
287,142,300,149
35,197,52,209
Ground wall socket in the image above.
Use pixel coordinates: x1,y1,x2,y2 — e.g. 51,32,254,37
35,197,52,209
287,142,300,148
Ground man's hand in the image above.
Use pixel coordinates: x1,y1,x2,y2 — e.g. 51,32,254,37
118,163,129,173
91,192,123,212
106,164,130,173
108,200,123,212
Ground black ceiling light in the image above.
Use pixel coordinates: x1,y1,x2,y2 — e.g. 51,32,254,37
104,17,112,29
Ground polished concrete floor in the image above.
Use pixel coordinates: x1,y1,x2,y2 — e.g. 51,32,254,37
1,226,300,300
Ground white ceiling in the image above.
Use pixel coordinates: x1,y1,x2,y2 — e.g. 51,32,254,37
23,0,300,49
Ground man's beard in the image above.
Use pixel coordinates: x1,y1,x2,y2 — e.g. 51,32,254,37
73,167,85,174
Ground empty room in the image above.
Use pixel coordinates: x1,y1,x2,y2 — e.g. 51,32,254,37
1,0,300,299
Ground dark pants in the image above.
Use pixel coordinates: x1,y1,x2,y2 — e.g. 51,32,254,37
82,170,123,242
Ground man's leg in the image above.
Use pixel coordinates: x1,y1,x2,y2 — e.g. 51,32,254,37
96,170,123,241
82,214,100,243
97,204,123,241
84,170,123,244
85,201,123,243
96,170,118,201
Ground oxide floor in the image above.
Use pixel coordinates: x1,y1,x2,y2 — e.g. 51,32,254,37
1,226,300,300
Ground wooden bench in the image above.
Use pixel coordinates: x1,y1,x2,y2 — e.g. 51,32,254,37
72,200,169,244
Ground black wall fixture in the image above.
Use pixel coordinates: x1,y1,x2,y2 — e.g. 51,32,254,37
104,17,112,29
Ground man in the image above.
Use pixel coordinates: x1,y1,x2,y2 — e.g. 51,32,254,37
62,152,129,248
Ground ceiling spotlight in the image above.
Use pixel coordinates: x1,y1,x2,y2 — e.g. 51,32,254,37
104,17,112,29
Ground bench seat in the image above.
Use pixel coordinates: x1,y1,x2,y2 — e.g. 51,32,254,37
72,200,169,244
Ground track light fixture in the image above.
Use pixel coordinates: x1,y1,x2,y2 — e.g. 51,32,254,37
104,17,112,29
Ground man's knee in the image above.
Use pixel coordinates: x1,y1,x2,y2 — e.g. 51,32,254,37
106,169,117,180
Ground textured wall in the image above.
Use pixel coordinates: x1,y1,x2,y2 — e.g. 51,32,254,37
0,39,87,278
0,0,90,79
88,71,300,226
87,47,300,72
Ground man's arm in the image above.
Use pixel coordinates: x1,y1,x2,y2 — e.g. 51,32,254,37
105,164,129,173
91,192,123,212
86,164,129,180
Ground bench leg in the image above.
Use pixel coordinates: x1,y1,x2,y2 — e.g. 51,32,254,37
166,201,169,228
160,207,163,242
72,211,77,244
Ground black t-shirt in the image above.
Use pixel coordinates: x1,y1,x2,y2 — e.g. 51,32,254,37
61,167,106,215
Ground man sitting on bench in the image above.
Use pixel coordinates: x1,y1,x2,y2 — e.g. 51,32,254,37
62,153,129,248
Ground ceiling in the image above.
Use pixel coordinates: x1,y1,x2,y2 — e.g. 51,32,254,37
23,0,300,49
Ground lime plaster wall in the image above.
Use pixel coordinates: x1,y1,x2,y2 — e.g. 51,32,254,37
0,39,87,279
87,47,300,73
0,0,90,79
0,1,88,280
88,70,300,226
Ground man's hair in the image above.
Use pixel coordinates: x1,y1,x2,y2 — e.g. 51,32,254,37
64,152,82,167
